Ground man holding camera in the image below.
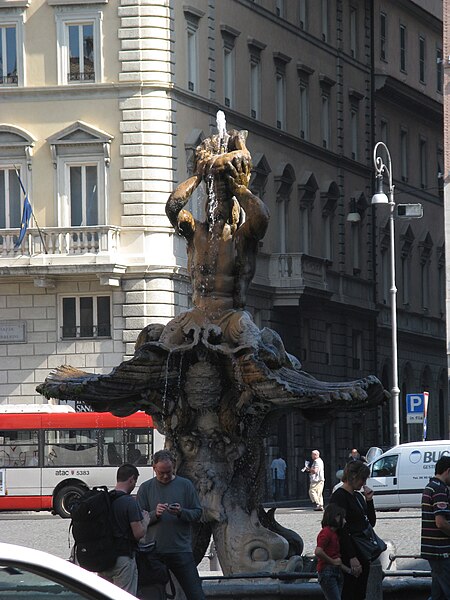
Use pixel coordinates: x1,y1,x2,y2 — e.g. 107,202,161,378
137,449,205,600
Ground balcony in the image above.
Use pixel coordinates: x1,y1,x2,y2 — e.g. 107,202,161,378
0,226,120,268
255,252,375,309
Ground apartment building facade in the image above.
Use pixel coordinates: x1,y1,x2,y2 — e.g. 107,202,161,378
0,0,445,497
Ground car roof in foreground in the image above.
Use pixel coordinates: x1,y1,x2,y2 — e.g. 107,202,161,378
0,542,136,600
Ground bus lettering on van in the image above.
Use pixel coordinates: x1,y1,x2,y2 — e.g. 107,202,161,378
55,470,70,476
423,450,450,463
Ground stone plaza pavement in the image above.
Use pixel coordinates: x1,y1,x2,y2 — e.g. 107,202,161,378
200,505,428,573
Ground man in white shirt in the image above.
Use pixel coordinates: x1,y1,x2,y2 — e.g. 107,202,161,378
270,456,287,500
306,450,325,511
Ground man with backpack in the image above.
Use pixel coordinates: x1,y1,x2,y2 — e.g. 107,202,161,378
97,463,150,595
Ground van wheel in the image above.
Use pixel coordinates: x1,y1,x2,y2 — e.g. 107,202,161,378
54,485,85,518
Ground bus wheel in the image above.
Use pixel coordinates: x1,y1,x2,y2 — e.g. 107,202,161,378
54,485,85,518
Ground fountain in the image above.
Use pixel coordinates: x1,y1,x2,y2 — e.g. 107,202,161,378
37,114,387,578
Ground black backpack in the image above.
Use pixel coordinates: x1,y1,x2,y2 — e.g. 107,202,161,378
70,486,121,572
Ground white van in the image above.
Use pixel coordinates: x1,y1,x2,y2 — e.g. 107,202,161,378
367,440,450,510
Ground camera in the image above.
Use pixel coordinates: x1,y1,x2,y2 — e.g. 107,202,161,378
169,503,178,509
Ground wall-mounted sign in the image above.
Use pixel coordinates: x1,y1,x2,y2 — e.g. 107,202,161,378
0,320,27,344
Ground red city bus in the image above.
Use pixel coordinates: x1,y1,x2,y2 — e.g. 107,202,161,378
0,406,162,517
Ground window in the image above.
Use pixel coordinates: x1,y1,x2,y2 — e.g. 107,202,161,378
352,330,362,370
0,11,24,87
350,7,357,58
381,248,389,304
380,119,388,144
275,0,285,18
224,46,234,108
0,166,22,229
69,164,98,225
299,0,307,30
401,255,411,305
48,122,112,229
274,53,290,130
299,204,310,253
187,22,198,92
321,92,330,148
0,430,38,467
419,36,425,83
299,80,309,140
400,129,408,181
421,261,430,310
55,9,103,85
436,48,443,93
380,12,387,60
248,39,265,120
222,27,239,109
321,0,328,42
419,138,427,189
400,25,406,72
250,56,261,119
45,428,98,466
276,71,285,130
325,324,332,365
104,428,151,467
372,455,398,477
0,24,17,85
351,218,361,273
350,107,358,160
61,295,111,339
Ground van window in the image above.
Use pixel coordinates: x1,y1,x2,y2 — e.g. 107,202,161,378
372,454,398,477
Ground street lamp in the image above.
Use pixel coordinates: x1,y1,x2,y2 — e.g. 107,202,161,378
372,141,401,447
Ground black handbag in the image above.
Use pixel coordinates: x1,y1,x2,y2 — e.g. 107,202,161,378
351,524,387,562
351,493,387,562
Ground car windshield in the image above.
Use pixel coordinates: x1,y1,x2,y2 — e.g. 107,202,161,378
0,564,94,599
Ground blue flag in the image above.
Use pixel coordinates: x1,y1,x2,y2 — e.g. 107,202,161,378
14,169,33,249
14,193,33,249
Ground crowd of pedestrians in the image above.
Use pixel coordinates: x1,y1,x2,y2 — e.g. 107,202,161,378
68,447,449,600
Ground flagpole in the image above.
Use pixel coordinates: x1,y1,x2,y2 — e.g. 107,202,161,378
14,167,48,254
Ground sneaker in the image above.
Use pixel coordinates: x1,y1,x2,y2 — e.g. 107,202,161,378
314,506,324,511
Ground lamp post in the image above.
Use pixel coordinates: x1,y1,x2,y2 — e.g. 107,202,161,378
372,141,401,447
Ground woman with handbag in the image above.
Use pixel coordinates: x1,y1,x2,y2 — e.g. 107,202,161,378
329,460,379,600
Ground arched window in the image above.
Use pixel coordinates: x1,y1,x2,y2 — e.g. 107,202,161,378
48,121,113,228
274,164,295,253
419,233,432,311
298,171,318,254
320,181,339,261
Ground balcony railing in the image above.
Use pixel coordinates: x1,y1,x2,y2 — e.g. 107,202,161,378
0,226,120,258
267,253,329,291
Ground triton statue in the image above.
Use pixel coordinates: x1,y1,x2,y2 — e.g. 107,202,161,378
38,118,387,575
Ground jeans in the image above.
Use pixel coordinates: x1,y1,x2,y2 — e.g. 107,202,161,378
428,557,450,600
158,552,205,600
318,565,343,600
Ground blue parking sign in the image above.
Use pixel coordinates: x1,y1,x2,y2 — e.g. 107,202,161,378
406,393,424,423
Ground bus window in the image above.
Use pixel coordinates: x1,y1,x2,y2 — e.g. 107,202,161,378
44,429,98,467
126,428,151,466
103,430,124,466
0,430,39,468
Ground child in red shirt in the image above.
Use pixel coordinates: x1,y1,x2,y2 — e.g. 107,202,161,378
314,504,352,600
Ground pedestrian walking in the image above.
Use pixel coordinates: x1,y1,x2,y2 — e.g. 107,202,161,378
305,450,325,511
421,455,450,600
137,449,206,600
314,504,352,600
